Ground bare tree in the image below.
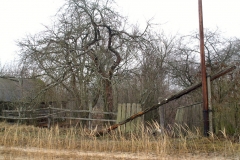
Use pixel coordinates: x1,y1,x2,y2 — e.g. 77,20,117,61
113,31,176,122
18,0,147,120
168,29,239,86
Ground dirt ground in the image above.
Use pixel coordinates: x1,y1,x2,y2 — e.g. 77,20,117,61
0,146,238,160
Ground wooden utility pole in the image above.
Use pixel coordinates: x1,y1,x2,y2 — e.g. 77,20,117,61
198,0,209,136
95,66,236,137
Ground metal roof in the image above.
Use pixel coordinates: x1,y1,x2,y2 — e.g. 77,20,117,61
0,77,44,102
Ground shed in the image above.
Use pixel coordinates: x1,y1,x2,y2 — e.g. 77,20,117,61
0,77,45,110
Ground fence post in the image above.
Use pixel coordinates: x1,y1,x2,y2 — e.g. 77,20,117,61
88,104,92,130
52,108,55,127
3,110,6,122
17,105,21,124
47,106,51,129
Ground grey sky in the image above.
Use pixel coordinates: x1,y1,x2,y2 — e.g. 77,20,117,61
118,0,240,36
0,0,239,64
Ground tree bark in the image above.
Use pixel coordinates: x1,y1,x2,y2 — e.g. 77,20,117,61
103,79,114,121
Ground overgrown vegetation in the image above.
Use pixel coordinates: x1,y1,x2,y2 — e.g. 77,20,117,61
0,2,240,157
0,122,239,159
9,0,239,128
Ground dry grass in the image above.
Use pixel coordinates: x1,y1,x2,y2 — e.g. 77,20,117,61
0,121,239,159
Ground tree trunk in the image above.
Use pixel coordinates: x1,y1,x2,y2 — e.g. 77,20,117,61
103,79,114,122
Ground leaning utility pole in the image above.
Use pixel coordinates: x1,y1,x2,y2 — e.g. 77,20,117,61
198,0,209,136
95,66,235,137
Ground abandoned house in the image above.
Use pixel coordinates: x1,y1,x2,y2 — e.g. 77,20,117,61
0,76,46,123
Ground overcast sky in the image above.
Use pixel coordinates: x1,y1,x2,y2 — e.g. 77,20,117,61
0,0,240,65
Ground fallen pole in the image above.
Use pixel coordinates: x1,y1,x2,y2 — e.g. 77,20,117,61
96,65,236,136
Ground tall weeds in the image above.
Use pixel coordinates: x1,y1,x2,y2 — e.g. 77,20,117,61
0,121,239,158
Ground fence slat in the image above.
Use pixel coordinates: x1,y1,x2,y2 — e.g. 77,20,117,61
121,103,127,131
125,103,132,132
116,104,121,122
136,103,142,131
116,103,142,132
131,103,137,131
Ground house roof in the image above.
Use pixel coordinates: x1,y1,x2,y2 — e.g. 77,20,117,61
0,77,44,102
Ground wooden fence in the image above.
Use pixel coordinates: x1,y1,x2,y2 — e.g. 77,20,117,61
175,102,203,131
175,102,240,135
0,107,117,129
0,103,143,132
116,103,143,132
213,102,240,135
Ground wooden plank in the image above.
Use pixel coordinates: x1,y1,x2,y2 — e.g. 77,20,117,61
0,108,117,122
178,108,184,124
125,103,132,132
116,104,122,123
50,107,117,115
120,103,126,132
117,103,123,131
136,104,142,131
131,103,137,131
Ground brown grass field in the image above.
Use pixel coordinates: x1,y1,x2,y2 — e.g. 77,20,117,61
0,122,239,159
